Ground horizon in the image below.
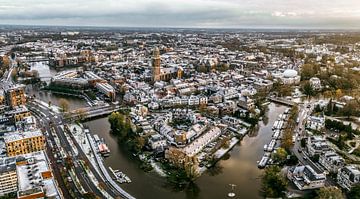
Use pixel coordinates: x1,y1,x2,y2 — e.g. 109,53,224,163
1,0,360,29
1,23,360,32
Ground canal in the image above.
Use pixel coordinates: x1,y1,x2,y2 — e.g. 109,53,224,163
30,62,288,199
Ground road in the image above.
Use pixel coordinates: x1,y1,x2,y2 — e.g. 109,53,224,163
290,101,337,186
28,101,108,198
28,99,135,198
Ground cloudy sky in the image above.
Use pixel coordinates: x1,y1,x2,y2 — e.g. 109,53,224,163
0,0,360,29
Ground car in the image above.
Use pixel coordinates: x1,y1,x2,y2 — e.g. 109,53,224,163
303,157,307,160
298,148,302,153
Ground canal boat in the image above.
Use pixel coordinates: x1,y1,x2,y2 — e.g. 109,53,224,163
109,167,132,184
98,138,110,157
258,152,270,169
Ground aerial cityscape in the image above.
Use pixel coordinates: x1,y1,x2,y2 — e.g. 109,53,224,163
1,1,360,199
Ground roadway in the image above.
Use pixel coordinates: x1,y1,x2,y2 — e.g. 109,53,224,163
290,101,337,187
29,99,135,198
28,100,108,198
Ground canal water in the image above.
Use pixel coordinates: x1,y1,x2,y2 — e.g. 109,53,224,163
84,103,286,199
30,62,287,199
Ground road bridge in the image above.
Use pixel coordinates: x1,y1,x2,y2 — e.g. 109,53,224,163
267,97,296,107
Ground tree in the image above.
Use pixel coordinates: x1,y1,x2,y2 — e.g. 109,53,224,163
58,98,70,112
316,186,344,199
348,184,360,199
341,101,359,118
301,64,315,80
281,128,294,150
272,147,288,163
335,89,343,100
75,108,88,121
302,81,314,98
260,166,287,198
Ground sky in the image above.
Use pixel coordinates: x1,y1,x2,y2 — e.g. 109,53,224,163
0,0,360,29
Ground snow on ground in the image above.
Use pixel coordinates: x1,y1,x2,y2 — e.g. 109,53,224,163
213,137,239,159
69,123,102,176
150,159,167,177
35,99,61,113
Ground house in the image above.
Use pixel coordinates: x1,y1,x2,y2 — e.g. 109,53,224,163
148,134,167,153
319,151,345,173
306,116,325,131
306,136,331,157
287,165,326,190
309,77,321,90
337,165,360,191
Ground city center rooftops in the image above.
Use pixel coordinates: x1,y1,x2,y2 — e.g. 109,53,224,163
4,130,43,143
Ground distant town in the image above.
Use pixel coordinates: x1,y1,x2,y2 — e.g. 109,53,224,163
0,27,360,199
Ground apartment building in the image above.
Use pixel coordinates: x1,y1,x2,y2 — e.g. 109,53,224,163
0,161,17,196
287,165,326,190
337,165,360,191
4,131,45,157
5,85,26,108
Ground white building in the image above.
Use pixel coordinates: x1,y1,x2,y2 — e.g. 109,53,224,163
287,165,326,190
273,69,300,85
306,136,331,157
306,116,325,131
181,127,221,157
337,165,360,191
16,151,60,199
0,160,17,196
148,134,167,152
309,77,321,90
95,82,115,101
319,151,345,173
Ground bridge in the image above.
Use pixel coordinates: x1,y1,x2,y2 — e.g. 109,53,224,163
25,57,50,62
267,97,297,107
67,105,125,121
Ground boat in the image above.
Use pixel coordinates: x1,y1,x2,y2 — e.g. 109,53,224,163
272,130,280,139
93,134,100,143
266,139,276,152
109,167,132,184
258,153,270,169
98,138,110,157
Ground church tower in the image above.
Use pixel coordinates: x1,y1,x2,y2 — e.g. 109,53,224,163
152,47,161,82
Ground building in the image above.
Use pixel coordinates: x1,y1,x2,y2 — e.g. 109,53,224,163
4,131,45,157
305,116,325,131
309,77,321,90
95,82,116,101
148,134,167,153
238,96,255,110
152,47,161,82
0,159,17,196
287,165,326,190
5,85,26,108
306,136,331,157
5,106,31,123
337,165,360,191
16,151,60,199
152,47,183,82
319,151,345,173
273,69,301,85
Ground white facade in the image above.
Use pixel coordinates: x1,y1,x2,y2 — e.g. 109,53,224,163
306,136,331,157
337,165,360,191
0,163,17,196
309,77,321,90
319,152,345,173
287,165,326,190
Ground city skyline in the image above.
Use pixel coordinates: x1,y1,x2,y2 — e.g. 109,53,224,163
0,0,360,29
